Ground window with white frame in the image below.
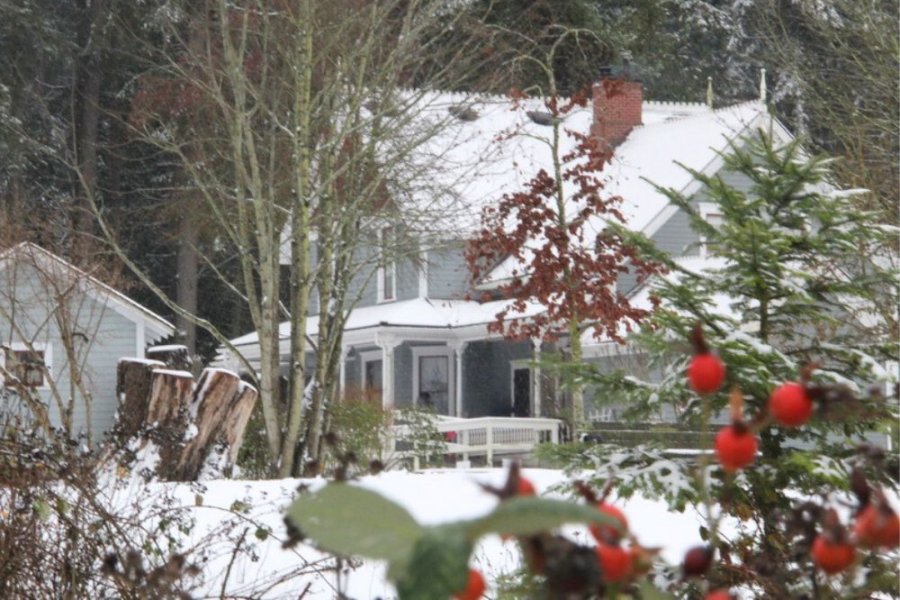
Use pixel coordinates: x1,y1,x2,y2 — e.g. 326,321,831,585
2,342,51,389
377,226,396,302
698,202,724,257
412,347,452,415
360,350,384,396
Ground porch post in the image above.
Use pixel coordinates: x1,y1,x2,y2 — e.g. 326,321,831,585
449,340,467,417
376,334,400,409
338,345,350,396
532,338,542,417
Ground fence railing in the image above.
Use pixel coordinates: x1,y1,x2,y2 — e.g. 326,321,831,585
389,414,562,469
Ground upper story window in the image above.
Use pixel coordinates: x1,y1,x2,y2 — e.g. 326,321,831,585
377,226,396,302
2,343,51,389
698,202,724,257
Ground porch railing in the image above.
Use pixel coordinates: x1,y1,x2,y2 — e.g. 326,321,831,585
389,414,562,469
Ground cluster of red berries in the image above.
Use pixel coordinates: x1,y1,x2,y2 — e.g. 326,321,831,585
808,494,900,575
686,328,818,472
686,326,899,577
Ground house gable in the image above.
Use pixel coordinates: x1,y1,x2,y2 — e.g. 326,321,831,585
0,243,175,440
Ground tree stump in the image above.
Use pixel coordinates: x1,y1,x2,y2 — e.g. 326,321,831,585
114,358,166,442
114,359,258,481
175,369,241,479
223,381,258,466
147,368,195,479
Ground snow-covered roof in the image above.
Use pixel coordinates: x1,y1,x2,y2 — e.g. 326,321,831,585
0,242,174,342
216,296,547,369
479,100,783,286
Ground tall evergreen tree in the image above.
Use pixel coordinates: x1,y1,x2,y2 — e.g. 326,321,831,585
583,130,897,596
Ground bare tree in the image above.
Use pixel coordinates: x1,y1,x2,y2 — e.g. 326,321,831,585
751,0,899,219
121,0,490,476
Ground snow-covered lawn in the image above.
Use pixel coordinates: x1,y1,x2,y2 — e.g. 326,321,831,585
117,468,712,599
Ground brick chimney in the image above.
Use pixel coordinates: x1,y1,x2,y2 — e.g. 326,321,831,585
591,67,643,150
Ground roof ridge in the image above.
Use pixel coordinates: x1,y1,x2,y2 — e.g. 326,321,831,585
711,99,764,114
0,241,173,333
643,100,710,112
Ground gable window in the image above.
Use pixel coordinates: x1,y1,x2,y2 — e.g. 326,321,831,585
2,343,51,389
377,226,396,302
698,202,724,257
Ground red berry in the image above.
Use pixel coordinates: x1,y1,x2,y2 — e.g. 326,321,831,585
811,535,855,574
854,504,900,549
681,545,713,577
705,591,733,600
714,425,758,472
589,502,628,544
453,569,486,600
596,542,632,583
517,476,536,497
768,382,813,427
687,353,726,394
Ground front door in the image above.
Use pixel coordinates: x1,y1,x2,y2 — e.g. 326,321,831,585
512,367,531,417
363,358,383,397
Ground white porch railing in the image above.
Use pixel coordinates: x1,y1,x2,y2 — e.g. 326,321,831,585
389,414,562,468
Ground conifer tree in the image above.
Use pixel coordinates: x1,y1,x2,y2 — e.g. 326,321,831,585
582,130,898,596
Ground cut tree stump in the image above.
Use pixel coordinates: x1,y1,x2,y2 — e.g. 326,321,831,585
114,358,165,442
114,359,258,481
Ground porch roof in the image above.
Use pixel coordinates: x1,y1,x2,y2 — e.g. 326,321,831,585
217,297,547,369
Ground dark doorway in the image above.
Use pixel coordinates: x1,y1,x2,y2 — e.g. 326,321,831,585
512,367,531,417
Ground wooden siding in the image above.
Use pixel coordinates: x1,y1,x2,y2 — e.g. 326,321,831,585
426,244,470,300
620,166,756,296
462,340,532,417
0,260,141,442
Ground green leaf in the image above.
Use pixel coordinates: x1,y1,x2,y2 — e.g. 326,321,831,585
395,525,472,599
464,497,625,539
286,483,424,566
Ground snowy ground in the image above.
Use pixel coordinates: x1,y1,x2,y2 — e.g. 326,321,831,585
107,467,717,599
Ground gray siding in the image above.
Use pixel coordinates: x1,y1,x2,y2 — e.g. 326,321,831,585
462,340,532,417
396,258,422,302
0,260,142,442
427,244,470,299
346,245,379,308
620,166,756,296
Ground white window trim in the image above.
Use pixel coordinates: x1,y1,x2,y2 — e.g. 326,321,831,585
1,341,52,390
376,227,396,303
418,250,429,298
698,202,723,257
359,349,383,391
411,346,454,413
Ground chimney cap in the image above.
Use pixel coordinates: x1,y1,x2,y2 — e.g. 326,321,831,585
598,61,642,83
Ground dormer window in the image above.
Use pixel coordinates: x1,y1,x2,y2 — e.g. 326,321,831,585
698,202,724,257
377,226,396,302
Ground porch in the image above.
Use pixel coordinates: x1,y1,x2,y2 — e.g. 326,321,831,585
389,414,563,469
